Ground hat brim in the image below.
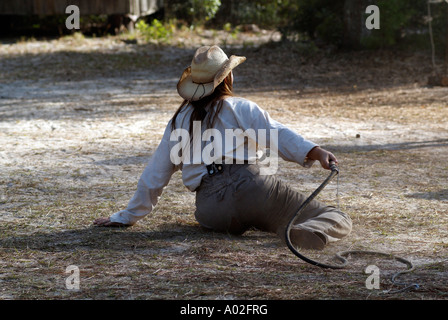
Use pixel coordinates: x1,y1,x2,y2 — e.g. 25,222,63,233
177,55,246,102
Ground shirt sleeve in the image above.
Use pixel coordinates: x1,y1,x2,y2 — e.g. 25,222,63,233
110,121,180,225
236,99,318,167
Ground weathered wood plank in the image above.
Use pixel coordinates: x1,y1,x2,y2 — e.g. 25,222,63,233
0,0,161,16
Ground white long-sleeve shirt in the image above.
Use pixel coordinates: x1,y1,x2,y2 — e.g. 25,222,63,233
110,97,318,225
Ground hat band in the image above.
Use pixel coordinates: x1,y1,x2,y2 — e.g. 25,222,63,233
190,78,215,101
190,83,207,101
192,80,214,85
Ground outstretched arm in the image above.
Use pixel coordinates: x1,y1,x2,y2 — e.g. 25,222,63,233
94,121,179,227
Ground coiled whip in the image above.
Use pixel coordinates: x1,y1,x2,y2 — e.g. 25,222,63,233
285,161,419,294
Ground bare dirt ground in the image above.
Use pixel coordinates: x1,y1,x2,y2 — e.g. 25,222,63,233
0,30,447,300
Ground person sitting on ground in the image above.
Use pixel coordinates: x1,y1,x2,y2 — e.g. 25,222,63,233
94,45,352,250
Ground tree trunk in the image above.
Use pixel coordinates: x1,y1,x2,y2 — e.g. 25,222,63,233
343,0,374,49
342,0,362,49
445,2,448,76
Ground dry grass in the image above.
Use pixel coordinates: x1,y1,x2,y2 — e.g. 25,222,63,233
0,31,447,300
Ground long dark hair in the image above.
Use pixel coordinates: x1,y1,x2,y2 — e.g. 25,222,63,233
171,73,234,136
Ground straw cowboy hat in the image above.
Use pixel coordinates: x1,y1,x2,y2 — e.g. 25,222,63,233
177,45,246,101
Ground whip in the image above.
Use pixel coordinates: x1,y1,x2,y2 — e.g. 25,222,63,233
285,161,419,294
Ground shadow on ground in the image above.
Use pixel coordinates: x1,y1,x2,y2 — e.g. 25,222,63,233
0,40,436,122
0,223,279,253
322,139,448,154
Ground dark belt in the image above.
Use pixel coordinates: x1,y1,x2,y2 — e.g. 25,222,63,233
206,162,224,176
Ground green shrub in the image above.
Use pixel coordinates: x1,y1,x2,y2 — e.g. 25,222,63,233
277,0,344,43
278,0,432,49
190,0,222,23
167,0,221,26
361,0,415,48
231,0,284,28
135,19,175,42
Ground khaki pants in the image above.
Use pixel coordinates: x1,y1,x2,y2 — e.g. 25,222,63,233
195,164,352,250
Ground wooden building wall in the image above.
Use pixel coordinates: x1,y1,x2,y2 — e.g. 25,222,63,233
0,0,162,16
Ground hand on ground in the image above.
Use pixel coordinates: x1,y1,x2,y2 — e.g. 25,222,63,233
93,217,130,228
